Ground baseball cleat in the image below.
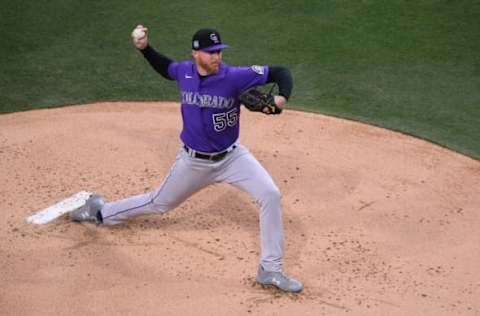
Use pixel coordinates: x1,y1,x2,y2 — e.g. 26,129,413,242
70,193,104,223
256,265,303,293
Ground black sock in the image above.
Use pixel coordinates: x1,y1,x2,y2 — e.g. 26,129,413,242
96,210,104,223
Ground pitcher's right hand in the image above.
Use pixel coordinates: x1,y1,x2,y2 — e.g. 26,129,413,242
132,25,148,50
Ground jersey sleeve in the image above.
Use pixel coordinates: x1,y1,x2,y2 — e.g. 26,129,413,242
167,62,180,81
233,65,270,93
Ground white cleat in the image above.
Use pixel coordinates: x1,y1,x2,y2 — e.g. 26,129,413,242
256,265,303,293
70,193,104,223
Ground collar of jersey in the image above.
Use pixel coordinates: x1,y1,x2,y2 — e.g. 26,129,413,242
190,62,227,81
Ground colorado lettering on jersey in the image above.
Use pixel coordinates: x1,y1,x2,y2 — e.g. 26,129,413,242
181,91,235,109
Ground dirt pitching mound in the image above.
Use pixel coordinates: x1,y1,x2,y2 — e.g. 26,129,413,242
1,102,479,316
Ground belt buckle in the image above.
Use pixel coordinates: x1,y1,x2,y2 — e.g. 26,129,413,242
208,152,220,161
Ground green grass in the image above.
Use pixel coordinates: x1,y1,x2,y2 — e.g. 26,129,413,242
1,0,479,159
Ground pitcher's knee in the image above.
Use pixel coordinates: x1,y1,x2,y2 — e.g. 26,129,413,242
149,191,177,214
151,200,173,214
259,185,281,204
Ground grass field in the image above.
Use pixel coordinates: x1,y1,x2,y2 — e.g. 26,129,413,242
1,0,479,159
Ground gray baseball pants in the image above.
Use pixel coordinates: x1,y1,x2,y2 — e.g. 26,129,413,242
100,144,284,272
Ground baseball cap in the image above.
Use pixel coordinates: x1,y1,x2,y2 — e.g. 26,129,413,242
192,28,229,52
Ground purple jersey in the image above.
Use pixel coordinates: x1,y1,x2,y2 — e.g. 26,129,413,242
168,61,269,153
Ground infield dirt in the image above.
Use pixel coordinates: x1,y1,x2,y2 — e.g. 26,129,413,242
1,102,479,315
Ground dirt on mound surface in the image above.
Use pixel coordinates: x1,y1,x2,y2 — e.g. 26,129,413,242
1,102,479,316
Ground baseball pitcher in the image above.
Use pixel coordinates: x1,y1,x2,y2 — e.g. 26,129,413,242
71,25,302,292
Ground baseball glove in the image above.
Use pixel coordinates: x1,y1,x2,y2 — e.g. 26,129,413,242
239,86,283,115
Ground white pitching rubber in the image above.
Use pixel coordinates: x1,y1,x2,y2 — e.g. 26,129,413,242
26,191,92,225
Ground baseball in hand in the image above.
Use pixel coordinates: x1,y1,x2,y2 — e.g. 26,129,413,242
132,28,146,40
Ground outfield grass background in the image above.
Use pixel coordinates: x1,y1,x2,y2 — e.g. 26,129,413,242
1,0,479,159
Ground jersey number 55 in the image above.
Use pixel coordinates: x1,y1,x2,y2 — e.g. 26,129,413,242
212,108,238,132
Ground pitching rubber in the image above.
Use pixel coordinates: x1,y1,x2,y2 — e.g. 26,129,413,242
26,191,92,225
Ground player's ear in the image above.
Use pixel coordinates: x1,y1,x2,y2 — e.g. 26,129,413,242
192,50,198,59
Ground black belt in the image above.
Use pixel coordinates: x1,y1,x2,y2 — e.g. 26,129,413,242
184,145,236,161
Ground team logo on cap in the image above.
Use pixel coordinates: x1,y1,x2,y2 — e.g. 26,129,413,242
251,65,265,75
210,33,219,43
193,40,200,49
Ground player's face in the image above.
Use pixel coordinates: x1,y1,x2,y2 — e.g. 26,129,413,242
192,49,223,75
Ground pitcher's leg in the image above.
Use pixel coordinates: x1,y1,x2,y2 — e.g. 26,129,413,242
101,150,214,225
216,145,284,272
